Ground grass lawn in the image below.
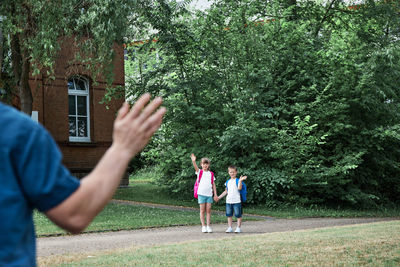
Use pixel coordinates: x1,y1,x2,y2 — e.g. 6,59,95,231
34,167,399,236
114,167,400,218
38,220,400,266
34,203,228,237
114,183,400,218
114,181,198,208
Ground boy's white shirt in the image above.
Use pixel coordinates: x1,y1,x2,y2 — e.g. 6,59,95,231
195,170,214,197
226,178,241,204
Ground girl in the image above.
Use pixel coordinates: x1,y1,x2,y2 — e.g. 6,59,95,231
191,153,218,233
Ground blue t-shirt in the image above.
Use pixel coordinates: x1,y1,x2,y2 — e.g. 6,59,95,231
0,103,80,266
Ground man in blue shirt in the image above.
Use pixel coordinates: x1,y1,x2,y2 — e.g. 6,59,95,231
0,93,166,266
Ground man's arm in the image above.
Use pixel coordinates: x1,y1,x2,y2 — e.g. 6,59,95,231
45,93,166,234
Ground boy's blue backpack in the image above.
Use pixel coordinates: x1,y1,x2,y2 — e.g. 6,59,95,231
225,178,247,202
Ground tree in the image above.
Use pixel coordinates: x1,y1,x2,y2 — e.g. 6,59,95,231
126,0,400,206
0,0,135,115
0,25,3,77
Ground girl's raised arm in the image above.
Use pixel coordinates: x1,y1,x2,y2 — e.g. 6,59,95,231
191,153,199,173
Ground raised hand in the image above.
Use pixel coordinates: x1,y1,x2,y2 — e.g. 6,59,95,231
112,93,166,159
191,153,196,162
240,175,247,181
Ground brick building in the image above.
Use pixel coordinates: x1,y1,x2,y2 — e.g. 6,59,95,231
4,37,128,185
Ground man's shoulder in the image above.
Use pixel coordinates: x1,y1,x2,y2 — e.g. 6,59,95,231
0,103,46,145
0,103,38,129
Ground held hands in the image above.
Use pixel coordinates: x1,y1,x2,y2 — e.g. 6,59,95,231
213,195,219,202
112,93,166,159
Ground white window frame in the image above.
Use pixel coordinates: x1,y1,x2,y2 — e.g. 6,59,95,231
68,76,91,142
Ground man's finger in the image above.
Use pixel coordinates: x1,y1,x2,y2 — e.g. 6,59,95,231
127,93,151,120
136,97,163,124
141,106,166,137
115,102,130,122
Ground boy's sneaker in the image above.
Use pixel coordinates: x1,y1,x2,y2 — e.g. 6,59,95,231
225,227,233,233
206,226,213,233
235,227,242,233
202,226,207,233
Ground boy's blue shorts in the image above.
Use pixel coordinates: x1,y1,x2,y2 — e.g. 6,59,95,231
198,195,213,204
226,203,242,218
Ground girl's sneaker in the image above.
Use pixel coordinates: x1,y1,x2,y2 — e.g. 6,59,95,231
225,227,233,233
206,226,213,233
235,227,242,233
202,226,207,233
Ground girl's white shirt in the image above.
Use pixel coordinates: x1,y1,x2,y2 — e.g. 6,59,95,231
226,178,241,204
195,170,214,197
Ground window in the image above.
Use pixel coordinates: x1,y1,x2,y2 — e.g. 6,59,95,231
124,48,129,60
68,76,90,142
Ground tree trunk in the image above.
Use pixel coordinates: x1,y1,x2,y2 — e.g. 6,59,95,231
0,27,3,79
11,33,33,115
19,57,32,115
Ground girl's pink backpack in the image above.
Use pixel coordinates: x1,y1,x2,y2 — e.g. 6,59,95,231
194,170,214,199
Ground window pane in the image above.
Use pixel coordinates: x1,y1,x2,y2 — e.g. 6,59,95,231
68,76,89,141
75,78,86,91
69,117,76,137
131,49,136,61
68,80,75,90
77,96,87,115
69,95,76,115
124,49,128,60
77,117,88,137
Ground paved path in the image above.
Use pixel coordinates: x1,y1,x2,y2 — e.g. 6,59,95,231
37,200,397,257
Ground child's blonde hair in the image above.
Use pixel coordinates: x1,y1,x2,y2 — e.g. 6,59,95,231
201,157,211,164
228,165,237,171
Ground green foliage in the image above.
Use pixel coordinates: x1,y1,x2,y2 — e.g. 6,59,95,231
0,0,138,113
125,0,400,206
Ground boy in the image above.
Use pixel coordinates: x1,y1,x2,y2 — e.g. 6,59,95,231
217,165,247,233
191,153,218,233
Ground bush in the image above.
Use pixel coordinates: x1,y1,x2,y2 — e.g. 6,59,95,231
126,0,400,206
